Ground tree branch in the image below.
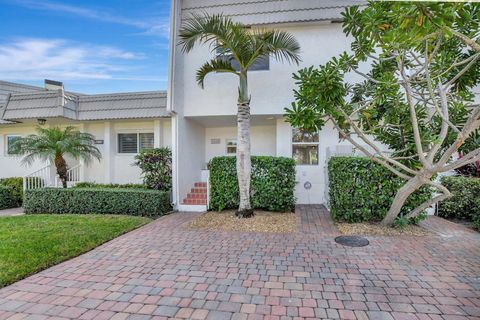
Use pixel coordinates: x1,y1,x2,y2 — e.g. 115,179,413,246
398,57,429,167
443,147,480,171
404,182,451,220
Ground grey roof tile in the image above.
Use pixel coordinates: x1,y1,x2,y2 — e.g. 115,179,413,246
181,0,367,25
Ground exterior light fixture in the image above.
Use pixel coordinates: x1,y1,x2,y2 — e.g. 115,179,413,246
37,118,47,125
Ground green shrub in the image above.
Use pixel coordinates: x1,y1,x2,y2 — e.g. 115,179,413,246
328,157,432,223
133,148,172,191
0,177,23,207
0,186,18,209
24,188,172,217
209,156,296,212
74,182,147,189
438,176,480,223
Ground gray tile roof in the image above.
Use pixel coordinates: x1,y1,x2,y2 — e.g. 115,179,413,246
77,91,168,120
0,81,169,123
181,0,367,25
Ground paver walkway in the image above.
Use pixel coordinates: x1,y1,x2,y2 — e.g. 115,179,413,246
0,206,479,320
0,207,24,217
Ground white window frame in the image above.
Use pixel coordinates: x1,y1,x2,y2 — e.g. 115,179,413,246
117,131,154,155
5,135,22,156
292,129,319,166
226,138,237,155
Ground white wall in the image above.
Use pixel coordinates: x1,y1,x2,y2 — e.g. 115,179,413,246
205,125,276,163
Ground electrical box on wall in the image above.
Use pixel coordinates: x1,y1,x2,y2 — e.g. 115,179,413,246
210,138,220,144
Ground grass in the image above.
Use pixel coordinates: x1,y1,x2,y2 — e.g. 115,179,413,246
0,214,150,288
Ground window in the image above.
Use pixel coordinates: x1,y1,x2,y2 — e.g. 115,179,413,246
226,139,237,154
217,47,269,71
118,132,154,154
292,129,319,165
6,135,21,155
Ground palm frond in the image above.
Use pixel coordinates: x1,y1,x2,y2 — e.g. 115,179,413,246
252,30,301,66
196,58,240,88
12,126,101,167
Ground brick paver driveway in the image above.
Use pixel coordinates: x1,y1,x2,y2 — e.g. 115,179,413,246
0,205,479,320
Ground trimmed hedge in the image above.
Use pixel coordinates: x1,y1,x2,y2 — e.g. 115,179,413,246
0,186,18,209
0,177,23,207
209,156,296,212
74,182,147,189
24,188,172,217
438,176,480,226
328,157,432,223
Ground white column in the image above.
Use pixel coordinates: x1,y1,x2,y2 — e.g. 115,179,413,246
77,123,86,181
103,121,113,183
154,119,163,148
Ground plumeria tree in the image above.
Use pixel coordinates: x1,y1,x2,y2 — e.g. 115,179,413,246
13,126,101,188
179,14,301,217
285,2,480,225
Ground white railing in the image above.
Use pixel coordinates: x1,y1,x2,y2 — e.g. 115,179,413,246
56,164,82,187
23,165,52,191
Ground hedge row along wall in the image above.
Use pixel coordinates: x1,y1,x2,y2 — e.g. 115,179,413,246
209,156,296,212
438,176,480,229
328,157,432,222
0,177,23,208
24,188,172,217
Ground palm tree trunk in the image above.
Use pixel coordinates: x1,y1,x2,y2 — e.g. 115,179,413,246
54,154,68,188
236,71,253,218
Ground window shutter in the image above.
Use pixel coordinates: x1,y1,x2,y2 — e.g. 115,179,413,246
139,133,154,151
118,133,138,153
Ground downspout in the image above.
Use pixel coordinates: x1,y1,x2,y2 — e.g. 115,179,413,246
168,0,181,208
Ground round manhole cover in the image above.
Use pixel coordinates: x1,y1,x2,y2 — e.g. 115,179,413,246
335,235,369,247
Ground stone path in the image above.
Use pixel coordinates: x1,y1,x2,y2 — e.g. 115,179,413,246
0,206,479,320
0,207,24,217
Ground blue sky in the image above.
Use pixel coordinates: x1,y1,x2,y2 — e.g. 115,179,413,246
0,0,170,93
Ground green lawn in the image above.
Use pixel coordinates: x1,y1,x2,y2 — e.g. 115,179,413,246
0,214,151,288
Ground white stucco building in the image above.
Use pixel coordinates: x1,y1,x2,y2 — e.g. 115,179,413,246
168,0,368,210
0,0,371,211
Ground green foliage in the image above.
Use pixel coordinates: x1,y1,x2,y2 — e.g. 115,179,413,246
0,214,149,288
178,13,301,88
328,157,431,223
285,2,480,167
0,177,23,207
24,188,172,217
74,182,147,189
438,176,480,222
209,156,296,212
0,186,18,210
12,126,101,166
133,148,172,191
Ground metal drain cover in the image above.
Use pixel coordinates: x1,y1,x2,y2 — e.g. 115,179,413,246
335,235,369,247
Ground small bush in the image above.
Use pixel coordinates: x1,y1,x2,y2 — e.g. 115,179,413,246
209,156,296,212
438,176,480,224
0,177,23,207
328,157,432,223
0,186,18,209
24,188,172,217
133,148,172,191
74,182,147,189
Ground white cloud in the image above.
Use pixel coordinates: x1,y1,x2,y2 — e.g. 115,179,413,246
0,38,146,81
10,0,170,38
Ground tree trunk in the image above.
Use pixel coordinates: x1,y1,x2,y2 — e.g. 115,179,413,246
54,154,68,188
381,176,424,226
236,71,253,218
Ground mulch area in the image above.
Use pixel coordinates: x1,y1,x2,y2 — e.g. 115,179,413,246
186,210,297,233
337,222,431,236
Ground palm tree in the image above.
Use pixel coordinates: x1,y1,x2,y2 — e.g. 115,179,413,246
179,14,301,218
12,126,101,188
